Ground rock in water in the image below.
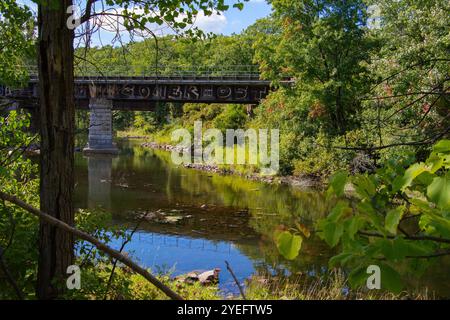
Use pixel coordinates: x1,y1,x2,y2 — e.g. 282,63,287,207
198,268,220,285
176,268,221,286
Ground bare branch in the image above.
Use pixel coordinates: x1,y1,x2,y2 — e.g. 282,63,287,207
103,211,150,300
0,191,183,300
225,260,247,300
358,230,450,245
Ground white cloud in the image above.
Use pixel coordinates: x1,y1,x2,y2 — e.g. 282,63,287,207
192,11,228,34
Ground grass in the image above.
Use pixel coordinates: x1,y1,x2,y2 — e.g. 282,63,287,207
244,269,434,300
116,128,151,139
65,263,434,300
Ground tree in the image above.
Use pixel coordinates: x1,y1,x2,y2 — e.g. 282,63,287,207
256,0,378,134
363,0,450,148
36,0,76,299
32,0,245,299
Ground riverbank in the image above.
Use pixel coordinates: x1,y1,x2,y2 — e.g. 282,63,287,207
139,140,322,189
67,263,433,300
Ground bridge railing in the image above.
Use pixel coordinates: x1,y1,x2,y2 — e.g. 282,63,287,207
25,64,263,79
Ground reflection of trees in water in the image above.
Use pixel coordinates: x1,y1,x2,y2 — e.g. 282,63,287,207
150,147,334,221
234,234,333,281
113,143,333,227
99,142,333,272
135,145,337,277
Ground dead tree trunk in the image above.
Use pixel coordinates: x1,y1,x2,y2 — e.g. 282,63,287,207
36,0,75,299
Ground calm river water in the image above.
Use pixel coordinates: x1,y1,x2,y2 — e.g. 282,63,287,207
73,138,450,297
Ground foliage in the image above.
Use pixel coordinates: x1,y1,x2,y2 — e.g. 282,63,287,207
276,140,450,293
63,260,220,300
133,111,158,134
357,0,450,153
250,0,449,177
0,0,34,86
75,32,257,76
213,105,247,133
257,0,378,134
0,110,39,298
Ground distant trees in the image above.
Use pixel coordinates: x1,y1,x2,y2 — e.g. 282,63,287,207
75,34,257,76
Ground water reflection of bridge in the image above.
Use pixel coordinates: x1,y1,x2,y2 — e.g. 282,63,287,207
134,232,235,255
87,154,114,210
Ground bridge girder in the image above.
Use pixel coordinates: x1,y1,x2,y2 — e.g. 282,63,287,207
0,76,282,110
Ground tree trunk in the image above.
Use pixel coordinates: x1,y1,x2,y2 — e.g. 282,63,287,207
37,0,75,299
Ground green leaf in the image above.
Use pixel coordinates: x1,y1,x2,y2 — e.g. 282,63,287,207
275,231,302,260
329,252,353,268
385,206,405,234
328,170,348,197
414,171,435,186
427,175,450,209
357,200,385,234
420,212,450,238
233,3,244,10
348,265,368,288
393,237,431,258
352,175,376,198
327,200,350,223
321,221,344,248
432,140,450,154
377,238,413,261
395,162,429,191
380,263,403,294
345,216,365,240
426,153,444,173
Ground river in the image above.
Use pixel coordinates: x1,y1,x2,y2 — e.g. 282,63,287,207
73,138,450,297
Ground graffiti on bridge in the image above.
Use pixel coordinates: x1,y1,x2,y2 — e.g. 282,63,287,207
82,84,269,102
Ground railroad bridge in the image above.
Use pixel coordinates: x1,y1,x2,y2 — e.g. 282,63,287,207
0,66,287,154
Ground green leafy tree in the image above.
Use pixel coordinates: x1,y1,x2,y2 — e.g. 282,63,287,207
256,0,378,134
0,111,39,299
359,0,450,149
0,0,34,86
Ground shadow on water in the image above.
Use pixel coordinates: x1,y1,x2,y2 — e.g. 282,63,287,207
74,138,450,297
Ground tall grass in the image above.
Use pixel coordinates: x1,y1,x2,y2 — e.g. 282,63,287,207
244,269,434,300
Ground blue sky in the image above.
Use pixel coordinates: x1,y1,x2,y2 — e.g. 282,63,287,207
198,0,272,35
18,0,272,36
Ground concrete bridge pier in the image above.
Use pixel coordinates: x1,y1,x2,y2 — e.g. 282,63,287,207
83,98,118,154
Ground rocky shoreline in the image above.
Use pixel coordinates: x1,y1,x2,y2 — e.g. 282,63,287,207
140,141,322,189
